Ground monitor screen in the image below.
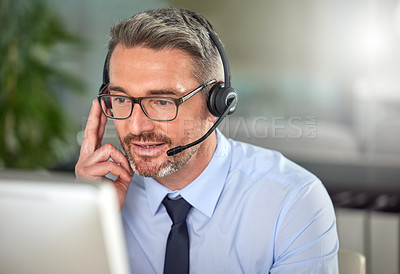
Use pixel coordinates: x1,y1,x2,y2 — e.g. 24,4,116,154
0,171,130,274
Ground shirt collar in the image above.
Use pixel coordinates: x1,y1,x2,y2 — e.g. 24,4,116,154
144,130,232,218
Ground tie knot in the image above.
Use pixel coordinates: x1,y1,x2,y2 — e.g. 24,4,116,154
162,197,192,225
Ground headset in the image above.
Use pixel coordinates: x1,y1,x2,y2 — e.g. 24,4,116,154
98,31,238,156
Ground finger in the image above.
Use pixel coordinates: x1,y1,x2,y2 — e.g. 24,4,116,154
86,143,133,176
81,99,105,155
79,161,133,183
97,99,108,141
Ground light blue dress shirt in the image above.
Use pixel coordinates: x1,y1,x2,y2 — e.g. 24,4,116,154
121,130,339,274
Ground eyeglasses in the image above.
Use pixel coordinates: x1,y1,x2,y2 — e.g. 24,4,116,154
98,80,216,121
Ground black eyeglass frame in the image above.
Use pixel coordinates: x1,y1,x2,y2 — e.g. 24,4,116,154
97,79,216,122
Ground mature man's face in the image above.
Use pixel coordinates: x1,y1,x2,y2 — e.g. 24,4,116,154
108,44,215,178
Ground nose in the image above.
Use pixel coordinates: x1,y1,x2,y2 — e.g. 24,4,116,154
127,103,155,135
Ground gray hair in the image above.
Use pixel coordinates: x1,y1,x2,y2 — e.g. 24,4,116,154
107,7,224,93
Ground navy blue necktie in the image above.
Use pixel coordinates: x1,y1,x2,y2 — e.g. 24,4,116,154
162,196,192,274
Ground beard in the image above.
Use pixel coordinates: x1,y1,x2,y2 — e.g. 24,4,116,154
119,128,203,178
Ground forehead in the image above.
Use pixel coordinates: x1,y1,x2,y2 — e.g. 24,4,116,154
108,45,198,95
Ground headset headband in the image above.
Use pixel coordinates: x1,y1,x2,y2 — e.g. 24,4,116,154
208,31,231,88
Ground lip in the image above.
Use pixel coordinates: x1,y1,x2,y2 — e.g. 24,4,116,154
132,142,167,156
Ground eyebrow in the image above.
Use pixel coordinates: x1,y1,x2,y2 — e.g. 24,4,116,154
108,85,127,94
147,90,179,96
108,85,180,97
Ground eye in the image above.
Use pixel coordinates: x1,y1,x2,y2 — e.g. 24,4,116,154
157,99,173,106
112,96,128,104
149,98,174,108
117,97,126,103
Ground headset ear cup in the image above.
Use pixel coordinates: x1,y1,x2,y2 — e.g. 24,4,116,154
222,87,238,115
208,82,238,117
216,87,237,116
207,82,224,117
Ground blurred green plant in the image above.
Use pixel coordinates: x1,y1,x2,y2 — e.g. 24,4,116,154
0,0,85,169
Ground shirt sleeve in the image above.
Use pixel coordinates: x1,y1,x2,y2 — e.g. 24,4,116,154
270,180,339,274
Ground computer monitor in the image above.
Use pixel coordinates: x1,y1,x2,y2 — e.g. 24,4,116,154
0,171,130,274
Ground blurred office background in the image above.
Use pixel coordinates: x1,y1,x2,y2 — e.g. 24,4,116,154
2,0,400,273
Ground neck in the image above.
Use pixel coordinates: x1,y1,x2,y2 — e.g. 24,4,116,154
155,132,217,190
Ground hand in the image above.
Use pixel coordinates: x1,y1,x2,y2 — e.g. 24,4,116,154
75,99,134,210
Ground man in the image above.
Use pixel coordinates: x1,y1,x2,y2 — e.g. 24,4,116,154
75,7,339,274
